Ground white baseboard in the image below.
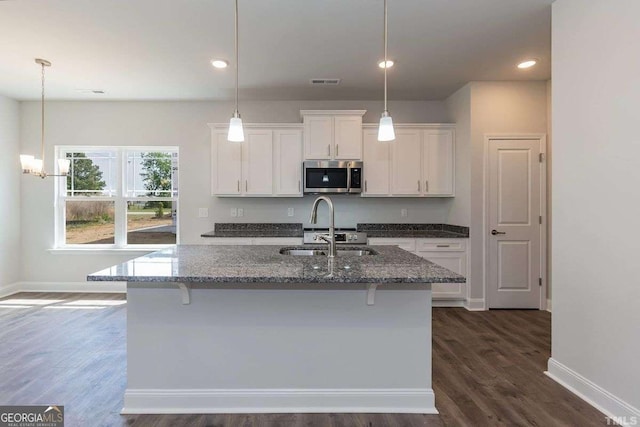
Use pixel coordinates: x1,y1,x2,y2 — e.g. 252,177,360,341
122,388,437,415
432,299,465,308
546,298,552,312
0,282,21,299
546,358,640,425
464,298,486,311
11,281,126,294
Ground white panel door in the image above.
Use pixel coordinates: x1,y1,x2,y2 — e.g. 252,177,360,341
304,115,333,159
488,139,542,308
423,129,454,196
274,129,303,196
362,129,390,195
243,129,273,196
334,115,363,160
391,129,422,195
212,131,242,195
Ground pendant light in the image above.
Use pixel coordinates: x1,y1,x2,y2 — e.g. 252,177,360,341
377,0,396,142
19,59,71,178
227,0,245,142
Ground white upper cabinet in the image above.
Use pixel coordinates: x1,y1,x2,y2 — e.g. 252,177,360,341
274,129,303,196
243,129,273,196
391,129,423,195
302,110,365,160
422,129,455,196
362,129,390,196
211,125,303,197
212,131,243,195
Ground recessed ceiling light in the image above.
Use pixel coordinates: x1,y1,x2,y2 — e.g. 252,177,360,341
517,59,538,69
211,59,229,69
378,60,394,69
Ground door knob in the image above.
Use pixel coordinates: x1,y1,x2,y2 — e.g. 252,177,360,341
491,229,506,235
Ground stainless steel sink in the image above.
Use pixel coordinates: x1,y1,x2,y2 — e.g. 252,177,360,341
279,248,377,256
280,249,327,256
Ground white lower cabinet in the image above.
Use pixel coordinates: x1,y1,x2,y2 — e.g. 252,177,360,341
368,237,468,302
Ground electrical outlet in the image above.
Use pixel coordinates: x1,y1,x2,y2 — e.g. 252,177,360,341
230,208,237,217
287,207,294,217
198,208,209,218
237,208,244,217
401,208,408,218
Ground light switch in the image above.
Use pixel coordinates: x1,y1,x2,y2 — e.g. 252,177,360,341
230,208,237,217
401,208,408,218
198,208,209,218
238,208,244,217
287,208,294,217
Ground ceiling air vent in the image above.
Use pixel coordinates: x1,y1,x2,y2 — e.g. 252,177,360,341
310,78,341,85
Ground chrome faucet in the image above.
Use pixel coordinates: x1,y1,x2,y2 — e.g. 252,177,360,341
309,195,336,258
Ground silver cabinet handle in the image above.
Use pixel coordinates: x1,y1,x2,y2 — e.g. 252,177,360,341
237,180,240,192
245,180,248,192
365,180,368,192
327,144,331,157
426,180,429,193
436,244,450,248
336,144,339,157
418,180,421,192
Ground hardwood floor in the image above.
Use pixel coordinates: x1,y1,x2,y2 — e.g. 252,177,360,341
0,293,610,427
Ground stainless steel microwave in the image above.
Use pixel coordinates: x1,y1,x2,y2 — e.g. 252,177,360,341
303,160,363,194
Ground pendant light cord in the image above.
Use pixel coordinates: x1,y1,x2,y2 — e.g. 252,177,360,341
234,0,239,115
383,0,388,113
41,61,46,166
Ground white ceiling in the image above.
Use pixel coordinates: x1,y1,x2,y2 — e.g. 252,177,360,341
0,0,552,101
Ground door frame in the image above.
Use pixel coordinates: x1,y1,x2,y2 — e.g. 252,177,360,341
483,134,548,310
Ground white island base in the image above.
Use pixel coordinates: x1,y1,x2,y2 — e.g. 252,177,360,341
123,282,436,414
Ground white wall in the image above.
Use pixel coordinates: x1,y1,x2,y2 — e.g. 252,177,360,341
466,81,548,305
0,95,21,294
19,99,453,283
444,84,471,227
549,0,640,418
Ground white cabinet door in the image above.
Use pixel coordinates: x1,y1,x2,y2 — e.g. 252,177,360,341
417,251,466,299
242,130,273,196
362,129,390,196
304,115,333,160
274,129,303,196
334,115,363,160
212,131,242,195
423,129,454,196
391,129,422,195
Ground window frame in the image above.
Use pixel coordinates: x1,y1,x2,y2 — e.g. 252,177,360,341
54,146,179,250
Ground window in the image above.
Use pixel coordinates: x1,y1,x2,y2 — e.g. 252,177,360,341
55,147,178,248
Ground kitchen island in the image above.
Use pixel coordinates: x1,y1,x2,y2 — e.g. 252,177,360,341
89,244,464,415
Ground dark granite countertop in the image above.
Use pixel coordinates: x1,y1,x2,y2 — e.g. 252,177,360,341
357,223,469,238
88,244,465,284
201,223,303,238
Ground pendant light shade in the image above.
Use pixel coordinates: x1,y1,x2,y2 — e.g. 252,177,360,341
228,0,245,142
377,0,396,142
228,114,245,142
378,111,396,141
19,59,70,179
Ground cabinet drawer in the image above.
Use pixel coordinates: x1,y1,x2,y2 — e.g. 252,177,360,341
416,239,466,252
367,238,416,252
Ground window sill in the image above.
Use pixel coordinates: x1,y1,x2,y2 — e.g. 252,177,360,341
48,245,174,256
